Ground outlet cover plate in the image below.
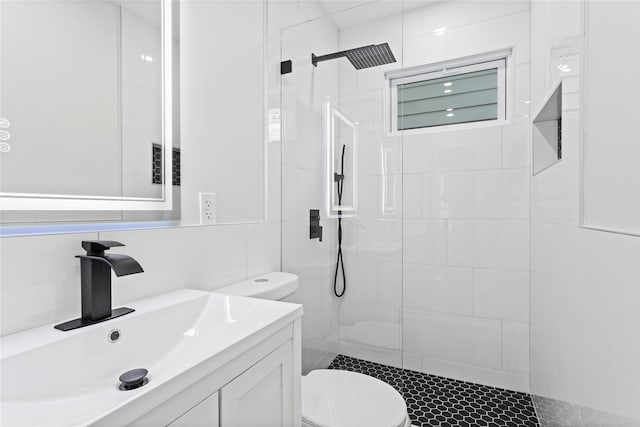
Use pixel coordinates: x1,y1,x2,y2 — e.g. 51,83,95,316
199,192,217,225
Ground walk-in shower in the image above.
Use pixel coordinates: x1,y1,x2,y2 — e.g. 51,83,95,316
280,1,640,425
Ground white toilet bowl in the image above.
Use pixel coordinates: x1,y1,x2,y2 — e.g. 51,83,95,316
302,369,410,427
214,272,410,427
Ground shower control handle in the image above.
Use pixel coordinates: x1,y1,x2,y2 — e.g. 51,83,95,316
310,209,323,242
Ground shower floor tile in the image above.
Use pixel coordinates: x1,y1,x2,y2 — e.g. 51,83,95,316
327,354,539,427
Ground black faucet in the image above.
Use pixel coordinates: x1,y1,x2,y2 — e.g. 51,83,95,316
54,240,143,331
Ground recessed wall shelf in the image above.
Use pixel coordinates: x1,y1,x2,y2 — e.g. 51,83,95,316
532,80,562,175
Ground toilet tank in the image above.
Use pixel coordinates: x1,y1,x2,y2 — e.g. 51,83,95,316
214,272,299,301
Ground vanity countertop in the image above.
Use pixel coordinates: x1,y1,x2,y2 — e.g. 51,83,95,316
0,289,303,426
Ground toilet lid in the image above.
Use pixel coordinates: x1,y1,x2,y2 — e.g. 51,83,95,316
302,370,408,427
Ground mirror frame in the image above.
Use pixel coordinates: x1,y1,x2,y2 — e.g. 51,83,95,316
0,0,173,211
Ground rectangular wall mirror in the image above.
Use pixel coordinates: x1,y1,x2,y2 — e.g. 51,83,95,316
0,0,173,211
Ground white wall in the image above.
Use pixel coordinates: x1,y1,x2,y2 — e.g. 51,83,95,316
337,0,532,392
530,1,640,424
0,222,280,336
181,0,266,224
581,1,640,235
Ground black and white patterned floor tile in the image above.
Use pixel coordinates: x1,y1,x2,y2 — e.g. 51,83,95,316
328,354,540,427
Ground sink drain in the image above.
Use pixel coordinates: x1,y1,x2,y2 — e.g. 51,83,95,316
118,368,149,391
108,329,121,343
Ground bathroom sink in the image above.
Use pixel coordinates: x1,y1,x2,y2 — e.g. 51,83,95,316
0,289,302,426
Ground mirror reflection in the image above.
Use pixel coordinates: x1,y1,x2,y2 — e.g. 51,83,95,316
0,0,173,201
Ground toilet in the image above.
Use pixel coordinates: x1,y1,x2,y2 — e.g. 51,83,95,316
215,272,411,427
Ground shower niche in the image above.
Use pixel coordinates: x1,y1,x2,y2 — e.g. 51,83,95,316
532,80,563,175
325,102,357,218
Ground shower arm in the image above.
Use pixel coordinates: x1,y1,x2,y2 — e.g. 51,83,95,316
312,51,351,67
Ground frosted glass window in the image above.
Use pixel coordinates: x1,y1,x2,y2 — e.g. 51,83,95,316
398,69,498,129
388,56,507,133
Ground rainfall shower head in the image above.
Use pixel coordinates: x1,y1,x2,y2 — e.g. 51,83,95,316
312,43,396,70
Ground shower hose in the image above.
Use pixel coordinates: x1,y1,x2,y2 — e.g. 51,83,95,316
333,145,346,298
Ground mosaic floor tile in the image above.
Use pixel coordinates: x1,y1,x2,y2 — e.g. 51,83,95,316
328,354,540,427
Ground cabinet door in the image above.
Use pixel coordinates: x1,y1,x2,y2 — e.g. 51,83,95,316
220,341,293,426
168,391,219,427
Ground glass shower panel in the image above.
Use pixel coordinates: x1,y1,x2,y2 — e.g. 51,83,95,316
280,2,405,373
280,15,341,374
328,1,405,370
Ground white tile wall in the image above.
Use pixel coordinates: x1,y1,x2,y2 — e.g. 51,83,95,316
343,259,379,304
502,117,530,169
403,308,502,369
422,169,529,219
403,127,503,173
530,1,640,423
403,32,448,68
403,219,448,265
474,269,529,322
355,218,402,263
448,220,529,271
105,225,248,297
377,262,402,307
0,222,281,337
181,0,265,224
0,232,94,336
247,222,281,277
447,11,530,65
419,0,529,33
403,264,473,315
402,174,423,218
420,353,530,393
501,320,529,374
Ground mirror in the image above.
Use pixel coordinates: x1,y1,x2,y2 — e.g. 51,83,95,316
0,0,173,211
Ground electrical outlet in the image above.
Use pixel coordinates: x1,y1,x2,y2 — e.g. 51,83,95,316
199,192,216,225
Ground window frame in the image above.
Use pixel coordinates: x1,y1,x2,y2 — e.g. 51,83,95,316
385,50,511,136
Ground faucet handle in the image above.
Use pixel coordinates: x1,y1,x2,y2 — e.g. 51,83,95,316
82,240,125,256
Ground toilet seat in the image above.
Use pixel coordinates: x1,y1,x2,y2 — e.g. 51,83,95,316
302,369,409,427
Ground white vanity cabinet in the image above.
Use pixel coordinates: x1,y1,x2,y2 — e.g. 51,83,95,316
128,320,301,427
220,340,294,426
0,290,303,427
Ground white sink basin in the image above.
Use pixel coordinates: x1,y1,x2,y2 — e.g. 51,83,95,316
1,289,302,426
